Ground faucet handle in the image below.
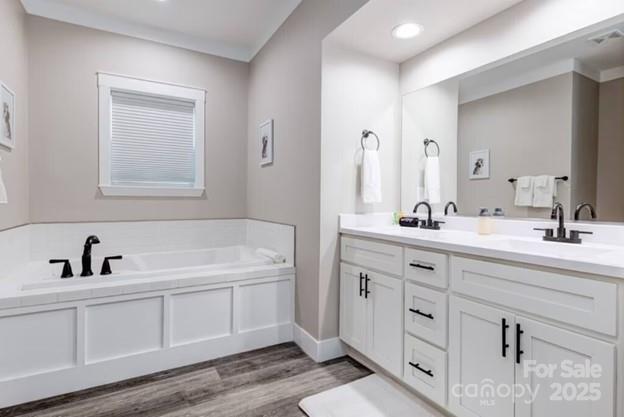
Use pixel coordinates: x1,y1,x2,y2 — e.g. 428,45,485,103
569,230,592,243
49,259,73,278
101,255,123,276
533,228,554,238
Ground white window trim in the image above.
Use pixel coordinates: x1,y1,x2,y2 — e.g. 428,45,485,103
97,72,206,197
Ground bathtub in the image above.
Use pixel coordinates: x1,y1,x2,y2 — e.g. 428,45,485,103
17,246,280,291
0,223,295,409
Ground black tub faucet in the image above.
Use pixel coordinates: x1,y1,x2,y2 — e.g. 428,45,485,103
574,203,596,221
444,201,458,216
81,235,101,277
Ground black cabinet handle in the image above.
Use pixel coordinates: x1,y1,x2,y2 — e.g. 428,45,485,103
516,323,524,364
501,318,510,358
409,262,435,271
409,308,434,320
408,362,434,378
364,274,371,298
359,273,364,297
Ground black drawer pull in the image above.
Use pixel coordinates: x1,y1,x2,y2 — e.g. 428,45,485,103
409,362,434,377
516,323,524,364
364,274,371,299
409,262,435,271
501,318,510,358
409,308,434,320
359,273,365,297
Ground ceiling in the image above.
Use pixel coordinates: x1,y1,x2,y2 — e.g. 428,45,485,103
459,21,624,103
327,0,524,63
20,0,302,62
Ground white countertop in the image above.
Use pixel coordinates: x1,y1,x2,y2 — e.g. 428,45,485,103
340,224,624,279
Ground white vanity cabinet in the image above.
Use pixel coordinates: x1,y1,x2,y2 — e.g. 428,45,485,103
448,296,516,417
340,233,620,417
449,296,615,417
339,262,403,376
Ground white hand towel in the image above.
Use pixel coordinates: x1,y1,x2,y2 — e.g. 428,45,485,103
415,156,425,202
361,149,382,204
0,157,7,204
514,176,534,207
532,175,556,208
424,156,441,204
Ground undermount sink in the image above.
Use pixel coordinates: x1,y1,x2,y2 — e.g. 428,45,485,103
483,238,613,258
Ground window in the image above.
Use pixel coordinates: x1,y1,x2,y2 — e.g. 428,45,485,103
98,73,205,197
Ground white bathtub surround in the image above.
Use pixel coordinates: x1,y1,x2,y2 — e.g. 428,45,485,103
0,218,295,408
293,323,345,363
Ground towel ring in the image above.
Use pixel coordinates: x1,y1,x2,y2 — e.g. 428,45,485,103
424,139,440,157
361,130,380,151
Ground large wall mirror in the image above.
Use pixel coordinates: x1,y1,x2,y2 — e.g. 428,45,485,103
402,20,624,221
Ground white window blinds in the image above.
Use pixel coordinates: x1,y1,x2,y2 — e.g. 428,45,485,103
110,90,196,187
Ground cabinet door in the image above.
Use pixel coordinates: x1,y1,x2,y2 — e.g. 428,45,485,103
367,270,403,377
339,263,367,352
449,296,515,417
515,317,615,417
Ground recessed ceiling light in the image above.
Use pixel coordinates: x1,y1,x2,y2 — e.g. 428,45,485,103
392,23,424,40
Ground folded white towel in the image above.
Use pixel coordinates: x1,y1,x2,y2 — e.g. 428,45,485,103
533,175,556,208
361,150,382,204
0,157,7,204
256,248,286,264
514,176,534,207
424,156,441,204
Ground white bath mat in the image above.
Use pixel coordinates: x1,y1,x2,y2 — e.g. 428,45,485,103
299,374,440,417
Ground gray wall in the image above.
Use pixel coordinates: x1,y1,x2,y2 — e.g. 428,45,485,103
0,0,29,230
597,77,624,221
247,0,367,340
28,16,249,223
458,74,574,218
570,73,599,211
320,42,400,340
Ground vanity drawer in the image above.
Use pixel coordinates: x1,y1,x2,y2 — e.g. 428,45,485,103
405,248,448,288
405,282,447,348
341,236,403,276
404,333,447,406
451,256,617,336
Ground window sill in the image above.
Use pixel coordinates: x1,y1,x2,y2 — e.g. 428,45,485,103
99,185,205,198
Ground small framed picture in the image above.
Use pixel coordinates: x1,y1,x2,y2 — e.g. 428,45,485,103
259,119,273,166
469,149,489,180
1,82,15,149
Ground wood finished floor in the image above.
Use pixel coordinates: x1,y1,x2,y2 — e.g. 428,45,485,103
0,343,371,417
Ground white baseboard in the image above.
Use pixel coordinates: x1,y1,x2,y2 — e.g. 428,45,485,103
293,323,345,363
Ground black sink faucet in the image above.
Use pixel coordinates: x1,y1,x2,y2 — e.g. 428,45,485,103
444,201,458,216
81,235,101,277
574,203,596,221
413,201,444,230
534,203,593,244
553,202,566,238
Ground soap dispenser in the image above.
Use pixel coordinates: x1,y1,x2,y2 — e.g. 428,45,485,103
478,208,493,235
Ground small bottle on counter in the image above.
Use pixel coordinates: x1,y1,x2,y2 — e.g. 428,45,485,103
478,208,494,235
493,208,505,217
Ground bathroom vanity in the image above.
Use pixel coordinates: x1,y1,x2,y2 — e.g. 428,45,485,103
339,215,624,417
